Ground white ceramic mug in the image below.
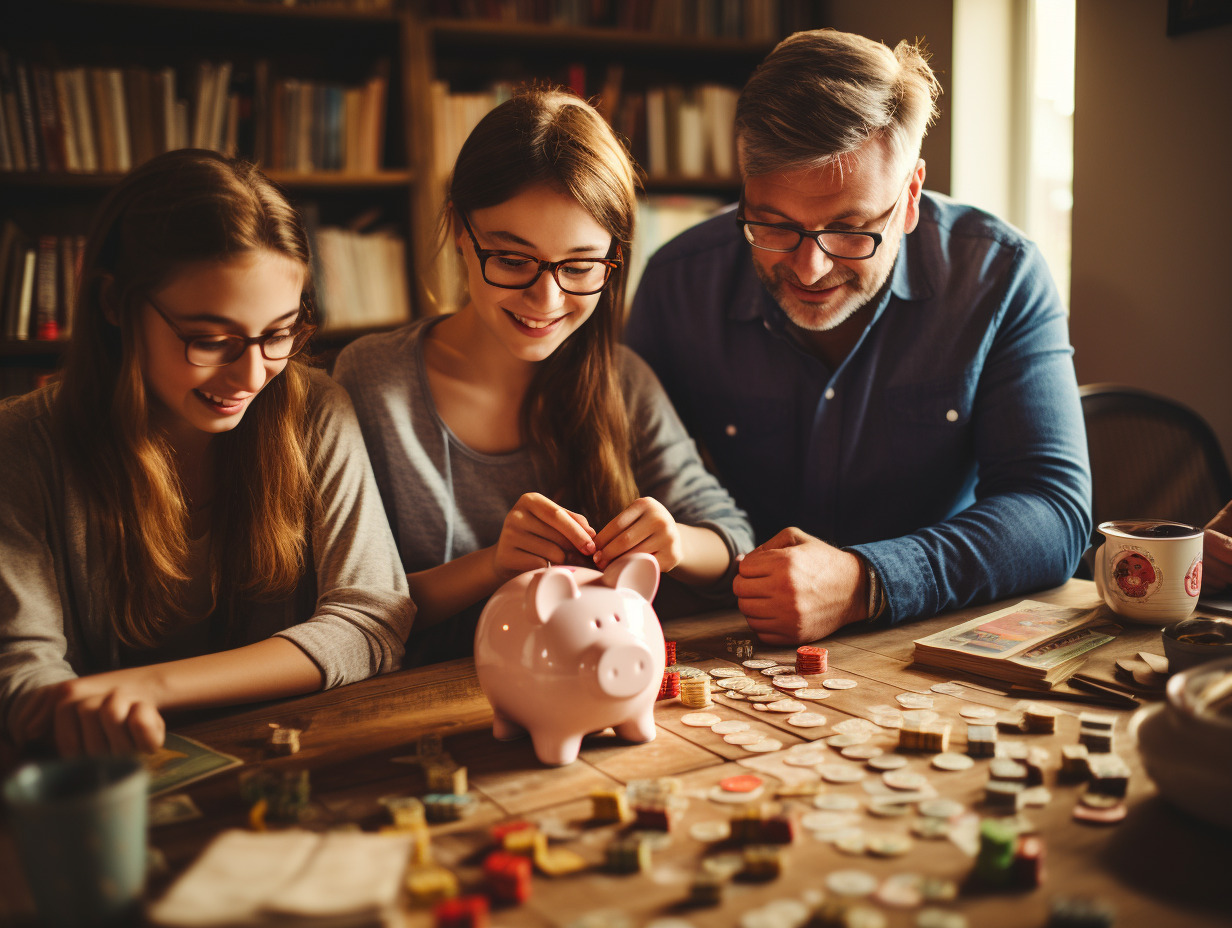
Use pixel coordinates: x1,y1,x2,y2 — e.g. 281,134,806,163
1092,519,1204,624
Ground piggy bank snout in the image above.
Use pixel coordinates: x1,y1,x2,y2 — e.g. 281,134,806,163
596,643,655,699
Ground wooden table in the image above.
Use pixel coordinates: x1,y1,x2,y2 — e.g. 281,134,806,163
2,580,1229,928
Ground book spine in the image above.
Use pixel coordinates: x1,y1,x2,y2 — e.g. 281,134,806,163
105,68,131,171
69,68,98,172
14,247,37,340
34,235,59,340
88,68,116,173
14,60,43,171
33,64,69,173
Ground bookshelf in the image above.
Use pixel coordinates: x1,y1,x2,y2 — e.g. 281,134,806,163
0,0,418,395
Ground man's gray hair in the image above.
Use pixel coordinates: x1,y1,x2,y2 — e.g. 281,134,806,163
735,29,941,178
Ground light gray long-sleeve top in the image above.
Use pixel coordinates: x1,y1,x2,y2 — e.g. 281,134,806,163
0,368,415,737
333,316,754,588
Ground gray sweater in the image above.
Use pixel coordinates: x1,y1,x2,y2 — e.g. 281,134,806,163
333,316,754,587
0,368,415,736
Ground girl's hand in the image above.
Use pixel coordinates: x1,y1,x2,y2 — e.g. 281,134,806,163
593,497,683,573
20,677,166,758
493,492,597,581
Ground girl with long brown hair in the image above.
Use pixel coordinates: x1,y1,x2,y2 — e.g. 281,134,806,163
334,88,751,662
0,149,414,756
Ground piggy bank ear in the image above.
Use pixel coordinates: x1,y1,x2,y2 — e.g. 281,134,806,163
603,553,660,601
532,567,581,623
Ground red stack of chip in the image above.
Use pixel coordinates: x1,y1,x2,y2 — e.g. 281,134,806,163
484,851,532,904
657,670,681,701
434,894,490,928
795,645,827,674
664,639,677,666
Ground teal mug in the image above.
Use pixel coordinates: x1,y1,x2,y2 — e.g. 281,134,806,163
3,755,149,928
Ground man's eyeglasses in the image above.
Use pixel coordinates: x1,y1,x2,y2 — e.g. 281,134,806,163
147,296,315,368
460,213,622,296
736,169,916,260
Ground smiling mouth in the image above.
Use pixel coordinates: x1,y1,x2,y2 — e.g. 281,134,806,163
196,390,248,410
509,312,562,329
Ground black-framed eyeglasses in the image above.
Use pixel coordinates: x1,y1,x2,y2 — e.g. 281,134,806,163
736,169,915,260
147,295,315,367
460,213,623,296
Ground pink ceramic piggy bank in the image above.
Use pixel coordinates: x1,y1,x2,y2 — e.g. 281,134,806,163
474,553,666,766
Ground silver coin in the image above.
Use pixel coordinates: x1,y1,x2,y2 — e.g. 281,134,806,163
766,699,808,713
833,833,869,855
827,732,870,747
917,798,965,819
746,693,781,703
802,810,857,831
826,868,879,897
930,753,974,772
716,677,754,690
674,666,706,679
867,754,909,771
700,851,744,879
930,682,967,696
723,731,764,745
795,688,833,700
741,659,778,669
742,684,776,697
833,718,880,735
751,703,769,712
689,820,732,842
896,693,935,709
1020,786,1052,807
959,705,998,720
916,907,967,928
711,719,751,734
820,764,866,783
680,712,722,727
867,834,914,856
883,770,929,791
872,713,905,729
911,817,951,839
743,738,784,753
710,666,746,678
822,678,858,690
813,793,861,811
772,675,809,689
876,872,925,907
900,709,940,726
721,691,748,701
787,712,828,728
867,797,913,817
783,749,829,767
760,665,797,676
841,744,884,760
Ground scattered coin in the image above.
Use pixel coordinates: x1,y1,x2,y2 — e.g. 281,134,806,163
717,677,754,690
917,907,967,928
814,793,862,811
959,705,998,720
681,712,723,727
783,746,830,766
827,732,870,747
930,682,966,696
710,666,746,678
721,691,747,701
877,872,925,908
767,699,808,713
931,753,975,772
700,851,744,879
833,718,881,735
723,731,764,745
741,659,778,669
867,797,913,817
760,665,797,676
917,798,965,820
900,709,940,726
872,714,906,729
752,703,769,712
743,738,784,753
795,688,833,700
823,678,858,690
1137,651,1169,674
911,817,951,839
772,675,809,689
820,764,866,784
802,810,857,831
826,868,879,897
867,833,914,857
742,684,777,697
689,820,731,842
896,693,935,709
841,744,884,760
1020,786,1052,807
883,770,929,791
919,879,959,903
867,754,909,771
787,712,829,728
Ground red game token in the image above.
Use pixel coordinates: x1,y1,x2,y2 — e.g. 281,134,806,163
719,774,763,793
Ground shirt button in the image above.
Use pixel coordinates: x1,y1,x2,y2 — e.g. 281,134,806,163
725,424,738,437
946,409,959,422
824,388,836,400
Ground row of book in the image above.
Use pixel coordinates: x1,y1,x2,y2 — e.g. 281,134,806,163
0,51,390,175
0,215,412,345
427,0,821,40
428,74,739,185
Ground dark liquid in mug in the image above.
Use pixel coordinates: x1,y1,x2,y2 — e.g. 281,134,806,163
1122,523,1200,538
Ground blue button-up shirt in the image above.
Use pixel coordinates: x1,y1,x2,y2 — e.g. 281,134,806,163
626,192,1092,625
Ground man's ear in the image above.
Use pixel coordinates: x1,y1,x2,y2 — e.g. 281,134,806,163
100,274,120,326
904,160,926,235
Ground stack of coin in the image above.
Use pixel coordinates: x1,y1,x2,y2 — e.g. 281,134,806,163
795,645,828,674
680,675,712,708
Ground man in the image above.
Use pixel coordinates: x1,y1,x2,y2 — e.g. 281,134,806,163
625,29,1092,644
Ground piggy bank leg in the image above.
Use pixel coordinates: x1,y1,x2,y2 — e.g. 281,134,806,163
491,710,525,742
613,707,657,745
530,731,584,767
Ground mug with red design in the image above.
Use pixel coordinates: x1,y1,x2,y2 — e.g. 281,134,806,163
1093,519,1204,624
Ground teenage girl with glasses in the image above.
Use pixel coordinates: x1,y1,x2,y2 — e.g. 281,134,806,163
334,88,753,663
0,149,414,757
